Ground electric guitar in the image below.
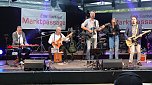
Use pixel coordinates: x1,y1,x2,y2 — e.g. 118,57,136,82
86,23,110,38
52,32,73,48
126,30,151,47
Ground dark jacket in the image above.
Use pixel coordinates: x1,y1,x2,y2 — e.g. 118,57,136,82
124,24,142,44
107,24,120,37
12,31,27,45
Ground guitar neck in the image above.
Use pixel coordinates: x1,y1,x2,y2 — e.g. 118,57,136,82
62,32,73,41
134,30,151,40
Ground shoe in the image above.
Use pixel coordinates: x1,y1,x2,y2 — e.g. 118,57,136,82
63,61,68,64
129,62,132,65
128,62,133,66
87,61,92,65
20,61,24,65
137,62,142,66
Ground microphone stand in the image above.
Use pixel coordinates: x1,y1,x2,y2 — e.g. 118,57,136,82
4,34,9,65
18,35,23,62
113,33,115,59
36,29,46,53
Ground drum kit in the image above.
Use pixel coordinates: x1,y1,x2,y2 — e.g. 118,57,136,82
76,29,107,51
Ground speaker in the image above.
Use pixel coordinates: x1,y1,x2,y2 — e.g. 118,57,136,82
24,59,45,71
102,59,122,70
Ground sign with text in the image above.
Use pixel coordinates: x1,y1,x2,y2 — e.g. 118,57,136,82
21,8,66,30
113,10,152,29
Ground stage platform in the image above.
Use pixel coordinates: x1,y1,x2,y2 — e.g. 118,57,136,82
2,50,152,60
0,59,152,84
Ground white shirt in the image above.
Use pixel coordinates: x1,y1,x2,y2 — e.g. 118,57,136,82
81,18,99,38
17,33,24,45
48,33,69,46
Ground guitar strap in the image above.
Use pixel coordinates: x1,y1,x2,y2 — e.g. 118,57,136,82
132,24,138,37
54,33,62,42
54,33,55,41
94,20,96,28
134,25,138,46
93,20,96,34
135,24,138,36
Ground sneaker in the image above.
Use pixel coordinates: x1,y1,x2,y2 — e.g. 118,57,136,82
128,62,133,66
137,62,142,66
20,61,24,65
63,61,68,64
129,62,132,65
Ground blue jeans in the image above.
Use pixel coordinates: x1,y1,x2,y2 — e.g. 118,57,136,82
109,35,119,59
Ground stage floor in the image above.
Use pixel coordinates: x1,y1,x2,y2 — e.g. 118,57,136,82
0,59,152,72
0,59,152,84
1,50,152,84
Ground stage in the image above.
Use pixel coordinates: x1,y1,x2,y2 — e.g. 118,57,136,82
0,58,152,84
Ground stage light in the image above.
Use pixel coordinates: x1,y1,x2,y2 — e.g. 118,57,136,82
44,0,50,1
0,50,3,55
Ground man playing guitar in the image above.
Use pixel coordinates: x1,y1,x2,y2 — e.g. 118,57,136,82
48,26,71,63
125,16,142,66
81,11,105,61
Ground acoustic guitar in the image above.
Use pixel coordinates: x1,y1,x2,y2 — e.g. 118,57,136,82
52,32,73,48
68,34,77,53
126,30,151,47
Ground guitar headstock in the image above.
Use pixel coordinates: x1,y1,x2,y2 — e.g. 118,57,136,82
67,32,73,38
144,30,151,34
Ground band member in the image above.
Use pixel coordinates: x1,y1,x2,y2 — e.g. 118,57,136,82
107,18,120,59
12,26,31,63
125,16,142,66
48,26,70,63
81,11,99,60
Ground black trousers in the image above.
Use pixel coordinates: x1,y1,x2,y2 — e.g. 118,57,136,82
14,47,31,62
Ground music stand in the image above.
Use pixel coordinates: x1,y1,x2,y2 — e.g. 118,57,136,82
4,34,9,65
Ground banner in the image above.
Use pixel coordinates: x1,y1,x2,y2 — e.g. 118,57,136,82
21,8,66,30
113,10,152,29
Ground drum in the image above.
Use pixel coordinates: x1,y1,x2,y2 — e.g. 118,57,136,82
54,53,62,63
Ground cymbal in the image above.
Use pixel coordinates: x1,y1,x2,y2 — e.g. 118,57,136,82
35,34,51,39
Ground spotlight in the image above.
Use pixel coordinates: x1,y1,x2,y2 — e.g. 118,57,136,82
44,0,50,1
0,50,3,55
